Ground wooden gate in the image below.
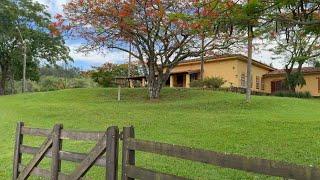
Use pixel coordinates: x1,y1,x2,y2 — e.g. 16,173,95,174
13,122,119,180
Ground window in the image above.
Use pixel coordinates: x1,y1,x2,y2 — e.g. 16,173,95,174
190,73,198,82
241,73,246,87
261,78,265,91
256,76,260,90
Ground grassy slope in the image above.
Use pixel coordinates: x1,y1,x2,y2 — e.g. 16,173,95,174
0,88,320,179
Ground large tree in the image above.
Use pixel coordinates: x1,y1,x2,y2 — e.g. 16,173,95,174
267,0,320,92
61,0,236,99
0,0,71,95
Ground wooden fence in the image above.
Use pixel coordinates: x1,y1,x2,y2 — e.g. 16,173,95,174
13,122,119,180
121,126,320,180
13,124,320,180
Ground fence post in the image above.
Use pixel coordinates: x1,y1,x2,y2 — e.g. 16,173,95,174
13,122,24,180
51,124,63,180
122,126,135,180
106,126,119,180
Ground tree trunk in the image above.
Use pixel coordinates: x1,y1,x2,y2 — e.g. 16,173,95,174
200,35,205,80
147,61,162,99
246,25,253,102
148,73,162,99
0,66,7,95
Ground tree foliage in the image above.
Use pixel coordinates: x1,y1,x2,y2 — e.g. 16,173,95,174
0,0,71,95
60,0,238,99
91,62,142,87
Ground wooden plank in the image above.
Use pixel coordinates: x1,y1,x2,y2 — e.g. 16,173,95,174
126,165,187,180
106,126,119,180
18,164,69,180
68,132,108,179
17,135,53,180
21,127,51,137
127,138,320,180
60,130,105,141
22,127,105,141
51,124,63,180
122,126,135,180
13,122,24,180
20,145,107,167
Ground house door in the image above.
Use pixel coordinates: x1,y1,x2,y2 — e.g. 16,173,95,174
176,74,184,87
271,80,286,93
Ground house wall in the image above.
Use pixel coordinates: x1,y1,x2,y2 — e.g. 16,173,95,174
203,60,238,87
298,74,320,96
236,60,272,92
263,74,320,96
171,57,273,89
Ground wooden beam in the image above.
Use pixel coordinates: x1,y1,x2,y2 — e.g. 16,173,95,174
122,126,135,180
126,165,187,180
21,127,105,141
12,122,24,180
17,135,53,180
127,138,320,180
18,165,69,180
106,126,119,180
20,145,107,167
51,124,63,180
68,132,107,179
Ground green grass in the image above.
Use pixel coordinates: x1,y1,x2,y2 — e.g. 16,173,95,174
1,88,320,179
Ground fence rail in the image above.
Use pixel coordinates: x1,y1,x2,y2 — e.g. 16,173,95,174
121,126,320,180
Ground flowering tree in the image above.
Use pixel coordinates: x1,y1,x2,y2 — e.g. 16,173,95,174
60,0,237,99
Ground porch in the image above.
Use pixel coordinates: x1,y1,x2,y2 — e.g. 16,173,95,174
167,70,200,88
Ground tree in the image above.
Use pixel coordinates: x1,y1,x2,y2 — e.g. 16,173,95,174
231,0,270,102
0,0,71,95
270,27,320,91
61,0,236,99
266,0,320,91
272,1,320,28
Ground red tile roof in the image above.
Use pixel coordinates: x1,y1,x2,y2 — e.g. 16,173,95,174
179,54,276,71
264,67,320,77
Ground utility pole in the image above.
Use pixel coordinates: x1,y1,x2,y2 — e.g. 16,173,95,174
16,27,27,93
128,43,132,88
246,0,253,103
200,33,205,80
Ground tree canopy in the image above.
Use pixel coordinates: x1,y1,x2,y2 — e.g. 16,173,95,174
0,0,71,95
60,0,238,99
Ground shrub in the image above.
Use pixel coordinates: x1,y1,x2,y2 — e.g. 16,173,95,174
190,79,205,88
273,91,312,98
67,78,95,88
40,76,66,91
190,77,226,89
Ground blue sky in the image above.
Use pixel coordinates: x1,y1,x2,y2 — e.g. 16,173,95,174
35,0,284,70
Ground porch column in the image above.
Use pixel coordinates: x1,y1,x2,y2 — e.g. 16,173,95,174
129,80,134,88
185,73,190,88
170,75,174,88
141,78,146,87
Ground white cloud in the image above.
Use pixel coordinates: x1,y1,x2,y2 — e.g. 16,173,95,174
68,44,129,65
34,0,67,15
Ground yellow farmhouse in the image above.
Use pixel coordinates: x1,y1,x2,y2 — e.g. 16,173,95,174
167,54,320,96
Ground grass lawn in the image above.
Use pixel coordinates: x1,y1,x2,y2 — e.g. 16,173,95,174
1,88,320,179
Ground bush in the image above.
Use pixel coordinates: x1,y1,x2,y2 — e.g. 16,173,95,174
40,76,65,91
273,91,312,98
67,78,96,88
190,77,226,89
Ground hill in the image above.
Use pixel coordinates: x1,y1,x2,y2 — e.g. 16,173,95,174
1,88,320,179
